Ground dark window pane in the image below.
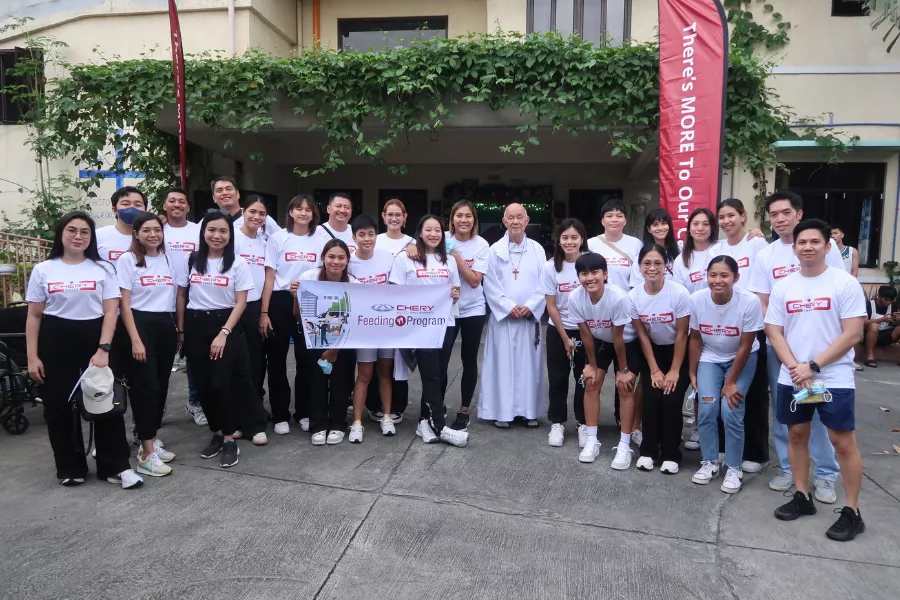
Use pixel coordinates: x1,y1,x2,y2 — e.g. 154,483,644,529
556,0,575,36
339,18,448,52
582,0,604,46
532,0,552,33
832,1,867,17
606,0,628,45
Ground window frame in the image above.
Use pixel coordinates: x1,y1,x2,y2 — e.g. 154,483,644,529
831,0,868,17
526,0,632,45
337,16,449,52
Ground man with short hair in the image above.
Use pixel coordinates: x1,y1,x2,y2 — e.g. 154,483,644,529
765,219,867,541
749,190,846,501
478,203,547,427
211,176,280,237
861,285,900,367
316,193,357,253
830,226,858,277
96,186,147,262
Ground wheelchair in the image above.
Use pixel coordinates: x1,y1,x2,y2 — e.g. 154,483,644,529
0,304,41,435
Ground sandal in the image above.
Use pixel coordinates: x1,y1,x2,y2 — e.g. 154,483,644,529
494,420,510,429
864,360,878,368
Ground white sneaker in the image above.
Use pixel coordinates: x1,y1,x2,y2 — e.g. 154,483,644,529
415,420,438,444
380,417,396,436
252,432,268,446
186,403,207,426
740,460,766,473
311,431,327,446
635,456,654,471
691,460,720,485
273,421,290,435
439,427,468,447
232,430,243,439
611,443,633,471
299,418,310,432
349,422,364,444
326,430,345,445
660,461,679,475
578,438,601,463
631,430,644,448
684,427,700,450
107,469,143,489
548,423,564,447
152,439,175,462
577,424,589,449
720,467,743,494
136,452,172,477
91,448,96,459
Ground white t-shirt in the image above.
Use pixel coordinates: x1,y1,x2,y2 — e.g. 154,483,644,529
95,225,134,263
299,268,360,283
177,256,254,311
233,214,282,243
389,253,461,326
317,223,357,254
116,252,176,312
673,247,713,295
689,288,763,363
538,259,581,330
163,221,201,280
349,249,395,285
265,229,323,292
710,236,769,291
568,283,636,343
765,267,866,389
748,238,847,297
234,229,267,302
587,234,643,290
26,258,120,320
376,233,415,257
628,280,692,346
447,233,490,318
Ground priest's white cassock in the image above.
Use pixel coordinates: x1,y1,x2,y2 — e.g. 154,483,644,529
477,232,546,421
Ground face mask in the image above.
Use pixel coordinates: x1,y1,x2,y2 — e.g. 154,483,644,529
317,359,333,375
117,207,144,225
445,239,456,253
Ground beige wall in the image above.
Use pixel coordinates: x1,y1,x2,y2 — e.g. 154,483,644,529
486,0,526,33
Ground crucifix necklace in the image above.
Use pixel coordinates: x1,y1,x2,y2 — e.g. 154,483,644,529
510,244,526,279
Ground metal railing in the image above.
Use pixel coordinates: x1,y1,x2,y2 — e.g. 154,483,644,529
0,232,52,308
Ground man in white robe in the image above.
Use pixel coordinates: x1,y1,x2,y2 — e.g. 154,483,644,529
478,203,547,427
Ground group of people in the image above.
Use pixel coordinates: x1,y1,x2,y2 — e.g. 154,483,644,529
24,177,871,543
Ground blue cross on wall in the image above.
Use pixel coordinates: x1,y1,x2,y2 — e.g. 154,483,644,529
78,130,145,188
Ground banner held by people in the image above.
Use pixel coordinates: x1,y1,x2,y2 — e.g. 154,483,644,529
297,281,452,349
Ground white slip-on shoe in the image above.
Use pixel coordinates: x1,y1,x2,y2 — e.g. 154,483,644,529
578,438,601,463
660,461,679,475
635,456,654,471
548,423,564,447
273,421,290,435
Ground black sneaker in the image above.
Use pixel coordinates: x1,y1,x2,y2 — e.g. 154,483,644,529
826,506,865,542
200,433,224,459
450,411,470,431
220,440,239,468
774,490,817,521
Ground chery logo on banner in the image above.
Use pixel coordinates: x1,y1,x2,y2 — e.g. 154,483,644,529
48,280,97,294
640,312,675,325
658,0,729,241
297,280,452,349
699,323,739,337
190,273,229,287
786,298,832,314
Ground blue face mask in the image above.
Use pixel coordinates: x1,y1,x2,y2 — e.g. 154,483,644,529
117,207,144,225
445,239,456,253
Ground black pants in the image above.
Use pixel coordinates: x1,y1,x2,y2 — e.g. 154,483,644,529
183,309,265,437
121,311,177,441
546,325,586,425
307,349,355,433
416,349,446,432
366,375,409,416
639,343,691,463
438,314,485,409
266,291,309,423
38,316,130,480
241,299,266,397
742,332,770,463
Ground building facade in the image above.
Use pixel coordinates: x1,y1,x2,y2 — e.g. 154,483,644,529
1,0,898,282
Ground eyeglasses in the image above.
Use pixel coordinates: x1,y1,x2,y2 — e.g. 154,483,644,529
63,227,90,238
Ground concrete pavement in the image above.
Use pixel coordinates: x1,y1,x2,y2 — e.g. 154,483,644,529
1,345,899,600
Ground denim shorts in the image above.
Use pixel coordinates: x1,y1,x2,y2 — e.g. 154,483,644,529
776,384,855,432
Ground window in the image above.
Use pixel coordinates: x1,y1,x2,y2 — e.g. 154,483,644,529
0,48,42,124
528,0,631,46
778,162,886,268
832,1,867,17
338,17,448,52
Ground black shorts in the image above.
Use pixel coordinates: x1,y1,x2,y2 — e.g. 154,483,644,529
876,327,898,347
593,338,643,374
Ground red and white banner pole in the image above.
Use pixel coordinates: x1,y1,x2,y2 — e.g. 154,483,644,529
168,0,188,189
658,0,729,242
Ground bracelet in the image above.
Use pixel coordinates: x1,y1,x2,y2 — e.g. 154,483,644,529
221,327,232,335
176,330,183,334
651,369,661,375
260,311,268,314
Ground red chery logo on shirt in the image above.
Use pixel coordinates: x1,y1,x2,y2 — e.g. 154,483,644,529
240,254,265,267
285,252,317,263
737,257,750,268
48,280,97,294
585,319,612,330
464,259,474,267
168,241,195,252
786,298,832,314
558,281,579,293
139,275,173,287
772,264,800,279
358,273,388,285
640,312,675,325
190,273,229,287
699,324,740,337
606,257,630,267
689,271,705,283
415,268,449,279
108,250,124,261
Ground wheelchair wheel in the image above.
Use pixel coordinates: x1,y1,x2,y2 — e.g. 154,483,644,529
2,411,28,434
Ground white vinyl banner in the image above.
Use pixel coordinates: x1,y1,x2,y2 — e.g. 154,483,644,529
297,281,453,349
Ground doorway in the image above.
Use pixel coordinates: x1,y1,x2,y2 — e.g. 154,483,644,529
568,189,624,238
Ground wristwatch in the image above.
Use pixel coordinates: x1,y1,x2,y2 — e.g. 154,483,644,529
619,367,631,374
808,360,821,373
98,343,112,353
